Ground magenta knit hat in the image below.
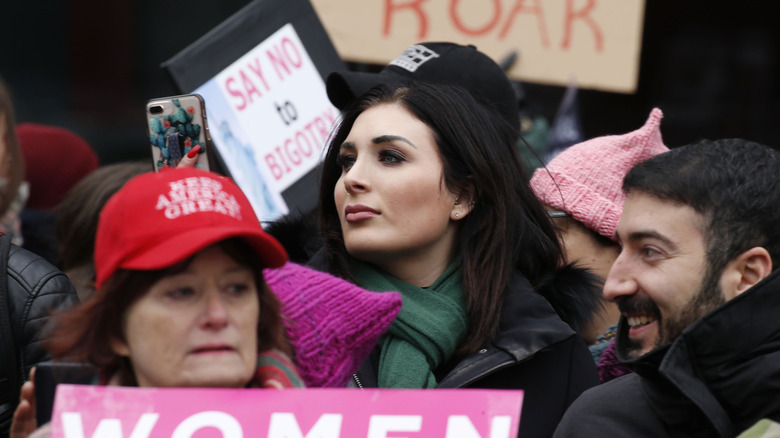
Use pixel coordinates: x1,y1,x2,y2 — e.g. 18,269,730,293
530,108,669,241
264,262,402,387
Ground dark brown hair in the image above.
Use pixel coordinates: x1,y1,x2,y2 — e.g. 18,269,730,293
46,238,290,386
624,138,780,280
0,76,24,215
319,82,564,357
54,161,151,300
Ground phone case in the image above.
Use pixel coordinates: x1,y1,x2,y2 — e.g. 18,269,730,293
146,94,215,171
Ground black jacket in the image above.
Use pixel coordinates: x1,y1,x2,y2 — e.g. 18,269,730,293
348,269,600,438
554,268,780,438
0,242,78,437
269,215,602,437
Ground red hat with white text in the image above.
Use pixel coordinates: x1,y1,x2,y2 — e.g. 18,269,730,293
94,167,287,289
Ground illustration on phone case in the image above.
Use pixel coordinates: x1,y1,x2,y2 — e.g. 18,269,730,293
149,98,205,169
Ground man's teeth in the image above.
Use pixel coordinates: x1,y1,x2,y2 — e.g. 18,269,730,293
628,315,656,328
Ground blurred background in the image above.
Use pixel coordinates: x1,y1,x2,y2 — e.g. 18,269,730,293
1,0,778,165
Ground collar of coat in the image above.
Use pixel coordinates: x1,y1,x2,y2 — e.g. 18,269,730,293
437,269,577,387
617,268,780,437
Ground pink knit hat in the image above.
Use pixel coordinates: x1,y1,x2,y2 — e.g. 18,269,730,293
530,108,669,241
264,262,402,387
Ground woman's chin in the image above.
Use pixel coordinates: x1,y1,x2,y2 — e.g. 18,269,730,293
177,374,251,388
160,364,254,388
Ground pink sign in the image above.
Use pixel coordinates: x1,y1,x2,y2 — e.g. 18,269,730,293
50,385,523,438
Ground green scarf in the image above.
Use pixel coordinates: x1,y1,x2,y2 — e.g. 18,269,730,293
349,258,468,388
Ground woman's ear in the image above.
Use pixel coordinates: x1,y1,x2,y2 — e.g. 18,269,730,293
450,179,478,221
720,246,773,300
109,337,131,358
450,188,476,221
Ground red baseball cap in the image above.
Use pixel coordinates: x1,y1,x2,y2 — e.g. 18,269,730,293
94,167,287,289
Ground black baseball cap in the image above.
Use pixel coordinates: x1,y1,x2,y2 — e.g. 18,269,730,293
326,42,520,131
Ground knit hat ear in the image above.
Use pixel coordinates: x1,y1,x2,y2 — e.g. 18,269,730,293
530,108,669,241
264,262,402,388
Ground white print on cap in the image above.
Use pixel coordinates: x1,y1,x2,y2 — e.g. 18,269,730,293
389,45,440,73
154,176,242,220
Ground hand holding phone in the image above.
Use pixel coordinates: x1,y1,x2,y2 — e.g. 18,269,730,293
146,94,215,171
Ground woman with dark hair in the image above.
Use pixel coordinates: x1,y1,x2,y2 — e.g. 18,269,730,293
316,82,599,437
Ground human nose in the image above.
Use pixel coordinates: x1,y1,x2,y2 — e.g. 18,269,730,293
602,253,638,302
341,157,370,195
200,289,229,330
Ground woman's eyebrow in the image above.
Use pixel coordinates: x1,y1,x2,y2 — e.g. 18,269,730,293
339,142,356,152
372,135,416,148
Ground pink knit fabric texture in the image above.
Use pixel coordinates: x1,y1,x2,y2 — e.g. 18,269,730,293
597,339,633,383
264,262,402,388
530,108,669,241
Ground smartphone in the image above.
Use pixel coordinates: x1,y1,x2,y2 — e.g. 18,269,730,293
146,93,215,171
33,361,97,425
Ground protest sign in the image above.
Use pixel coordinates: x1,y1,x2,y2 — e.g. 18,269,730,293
164,0,344,222
192,24,337,221
310,0,646,93
49,385,524,438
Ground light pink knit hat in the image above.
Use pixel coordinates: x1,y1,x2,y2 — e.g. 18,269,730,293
530,108,669,241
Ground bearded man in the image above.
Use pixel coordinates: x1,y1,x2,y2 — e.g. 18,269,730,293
554,138,780,438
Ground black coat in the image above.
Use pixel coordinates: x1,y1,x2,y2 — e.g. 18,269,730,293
268,215,603,437
554,268,780,438
0,242,78,437
349,269,600,438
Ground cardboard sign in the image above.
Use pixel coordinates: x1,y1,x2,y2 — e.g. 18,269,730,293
310,0,646,93
163,0,346,222
49,385,524,438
